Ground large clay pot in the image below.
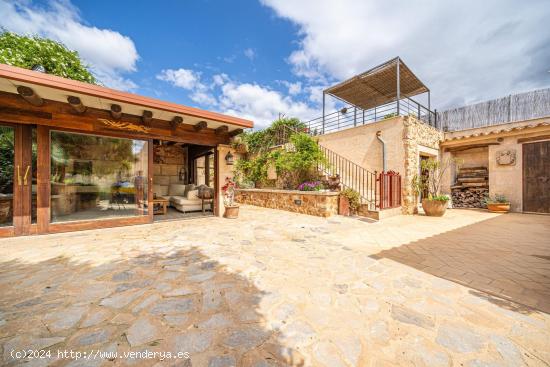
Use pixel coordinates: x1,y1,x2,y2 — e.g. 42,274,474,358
422,199,448,217
223,205,239,219
487,203,510,213
339,195,350,216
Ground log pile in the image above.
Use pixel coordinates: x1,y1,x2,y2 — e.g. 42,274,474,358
451,167,488,208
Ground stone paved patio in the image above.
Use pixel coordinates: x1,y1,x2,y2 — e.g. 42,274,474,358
0,206,549,366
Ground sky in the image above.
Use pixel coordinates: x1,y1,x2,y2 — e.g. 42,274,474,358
1,0,549,129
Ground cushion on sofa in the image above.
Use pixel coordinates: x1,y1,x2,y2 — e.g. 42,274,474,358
186,189,199,200
169,183,187,196
170,196,201,206
184,184,196,195
153,184,169,197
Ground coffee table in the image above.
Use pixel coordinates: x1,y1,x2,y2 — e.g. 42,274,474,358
152,198,169,215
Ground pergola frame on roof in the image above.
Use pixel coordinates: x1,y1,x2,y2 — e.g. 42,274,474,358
322,57,431,126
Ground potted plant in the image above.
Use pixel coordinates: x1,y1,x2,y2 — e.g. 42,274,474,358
419,157,454,217
339,188,360,216
222,177,239,219
484,194,510,213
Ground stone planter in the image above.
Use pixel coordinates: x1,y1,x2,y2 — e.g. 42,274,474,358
422,199,448,217
223,205,239,219
487,203,510,213
339,195,350,216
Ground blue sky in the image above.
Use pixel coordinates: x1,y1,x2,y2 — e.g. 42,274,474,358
2,0,550,128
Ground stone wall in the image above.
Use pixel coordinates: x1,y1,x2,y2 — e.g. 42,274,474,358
402,116,444,214
153,144,187,195
235,189,339,217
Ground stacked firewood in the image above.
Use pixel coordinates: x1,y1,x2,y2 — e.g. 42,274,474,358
451,167,488,208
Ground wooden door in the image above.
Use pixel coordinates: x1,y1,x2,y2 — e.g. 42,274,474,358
523,141,550,213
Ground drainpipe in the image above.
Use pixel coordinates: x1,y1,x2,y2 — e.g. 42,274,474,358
376,131,386,172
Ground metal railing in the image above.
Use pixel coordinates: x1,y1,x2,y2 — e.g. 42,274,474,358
378,171,402,209
305,97,436,135
436,88,550,131
318,145,378,210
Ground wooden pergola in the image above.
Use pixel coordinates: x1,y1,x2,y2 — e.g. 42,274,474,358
322,57,431,122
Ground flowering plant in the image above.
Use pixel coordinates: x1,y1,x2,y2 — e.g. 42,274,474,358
222,177,237,206
297,180,323,191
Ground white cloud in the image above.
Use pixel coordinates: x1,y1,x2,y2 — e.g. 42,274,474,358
0,0,140,90
218,82,317,129
157,68,202,90
157,68,317,128
157,68,218,107
244,48,256,61
280,80,302,95
261,0,550,109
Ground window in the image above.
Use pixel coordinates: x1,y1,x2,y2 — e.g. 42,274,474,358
50,131,148,222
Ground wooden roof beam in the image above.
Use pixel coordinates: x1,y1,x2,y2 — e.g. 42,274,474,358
170,116,183,130
17,86,43,106
67,96,86,114
215,125,229,135
110,104,122,120
194,120,207,131
141,110,153,125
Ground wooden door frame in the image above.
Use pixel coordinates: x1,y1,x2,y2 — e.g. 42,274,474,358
0,123,34,236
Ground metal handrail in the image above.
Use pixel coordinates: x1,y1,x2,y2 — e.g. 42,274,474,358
305,97,437,135
317,144,378,210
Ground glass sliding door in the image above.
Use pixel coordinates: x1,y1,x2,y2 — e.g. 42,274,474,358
50,131,149,223
0,125,14,228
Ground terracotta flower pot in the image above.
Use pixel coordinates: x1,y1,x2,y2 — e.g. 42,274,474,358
339,195,350,216
487,203,510,213
422,199,448,217
223,205,239,219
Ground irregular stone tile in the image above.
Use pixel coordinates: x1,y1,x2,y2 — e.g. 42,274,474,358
150,298,194,315
187,271,216,283
203,291,224,312
367,320,390,343
313,341,347,367
280,320,316,347
43,306,87,332
490,335,524,366
223,327,270,350
14,297,43,309
198,313,231,329
164,315,189,327
174,330,212,354
333,334,361,366
208,355,236,367
111,313,134,324
164,287,195,297
126,317,159,347
99,289,144,309
74,282,114,303
436,324,484,353
391,304,434,329
116,279,153,293
261,343,305,366
160,272,181,281
80,308,111,328
132,294,161,313
74,328,112,346
112,271,133,282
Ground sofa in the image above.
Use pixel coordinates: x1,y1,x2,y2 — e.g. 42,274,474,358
153,183,212,213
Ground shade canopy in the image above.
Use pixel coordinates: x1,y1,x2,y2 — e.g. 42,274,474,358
324,57,429,110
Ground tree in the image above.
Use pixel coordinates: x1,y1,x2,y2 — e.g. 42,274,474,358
0,31,96,83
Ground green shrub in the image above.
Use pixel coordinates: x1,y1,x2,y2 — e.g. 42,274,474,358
484,194,509,204
341,188,361,213
0,31,96,83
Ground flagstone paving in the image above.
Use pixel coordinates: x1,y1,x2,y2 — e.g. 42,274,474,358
0,206,549,366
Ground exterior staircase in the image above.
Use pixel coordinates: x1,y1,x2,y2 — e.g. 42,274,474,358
276,124,383,212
